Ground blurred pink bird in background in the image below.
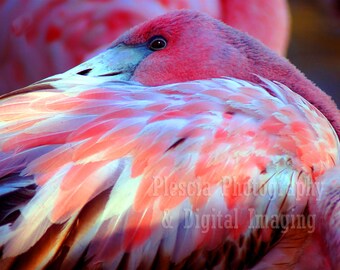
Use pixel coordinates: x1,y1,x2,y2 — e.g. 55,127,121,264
0,0,290,93
0,10,339,269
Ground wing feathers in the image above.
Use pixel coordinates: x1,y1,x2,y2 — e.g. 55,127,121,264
0,77,338,268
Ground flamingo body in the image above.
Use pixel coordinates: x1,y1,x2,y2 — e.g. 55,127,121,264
0,10,339,270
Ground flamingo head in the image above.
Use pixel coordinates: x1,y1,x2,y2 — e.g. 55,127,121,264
67,10,258,85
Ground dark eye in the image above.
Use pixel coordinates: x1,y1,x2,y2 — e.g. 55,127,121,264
148,36,167,51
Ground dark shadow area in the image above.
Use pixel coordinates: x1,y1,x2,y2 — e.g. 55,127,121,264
288,0,340,106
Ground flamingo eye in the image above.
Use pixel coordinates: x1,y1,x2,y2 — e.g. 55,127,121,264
148,36,167,51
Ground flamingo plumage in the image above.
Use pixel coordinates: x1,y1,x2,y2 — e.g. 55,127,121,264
0,10,339,270
0,0,290,93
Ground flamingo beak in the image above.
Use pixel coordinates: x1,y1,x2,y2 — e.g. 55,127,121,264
65,43,152,80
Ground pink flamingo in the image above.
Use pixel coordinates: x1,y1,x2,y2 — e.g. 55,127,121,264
0,10,338,269
0,0,290,93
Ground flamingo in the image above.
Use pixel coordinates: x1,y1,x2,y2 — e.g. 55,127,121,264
0,10,339,269
0,0,290,93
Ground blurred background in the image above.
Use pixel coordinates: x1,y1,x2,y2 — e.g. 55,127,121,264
288,0,340,106
0,0,339,106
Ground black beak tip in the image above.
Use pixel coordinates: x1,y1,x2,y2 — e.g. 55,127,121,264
76,69,123,77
